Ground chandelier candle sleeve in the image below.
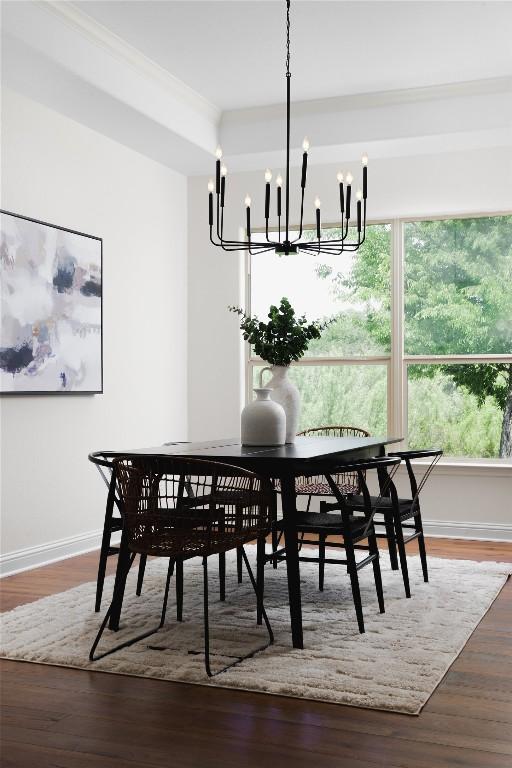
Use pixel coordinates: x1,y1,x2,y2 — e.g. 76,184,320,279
207,0,369,256
301,151,308,188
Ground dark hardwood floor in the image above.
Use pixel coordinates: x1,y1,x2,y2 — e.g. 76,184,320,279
1,538,511,768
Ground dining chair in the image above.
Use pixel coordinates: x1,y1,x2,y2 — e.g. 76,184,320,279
269,455,401,633
90,444,231,615
294,425,371,508
324,449,443,597
269,425,371,568
89,456,274,677
89,452,148,612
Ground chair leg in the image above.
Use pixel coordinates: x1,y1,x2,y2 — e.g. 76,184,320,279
344,535,365,633
368,531,385,614
136,555,147,597
271,492,279,569
394,515,411,598
219,552,226,601
236,546,243,583
95,524,112,612
415,513,429,582
203,549,274,678
384,516,399,570
203,556,213,677
318,532,326,591
95,475,117,612
90,554,171,663
256,535,265,625
159,558,174,627
176,558,184,620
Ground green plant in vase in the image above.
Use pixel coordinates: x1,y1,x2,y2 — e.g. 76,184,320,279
229,297,332,442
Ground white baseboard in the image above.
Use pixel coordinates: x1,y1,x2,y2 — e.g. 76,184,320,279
422,519,512,542
0,529,121,578
1,520,509,579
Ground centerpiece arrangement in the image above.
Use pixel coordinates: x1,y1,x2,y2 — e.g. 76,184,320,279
230,298,331,444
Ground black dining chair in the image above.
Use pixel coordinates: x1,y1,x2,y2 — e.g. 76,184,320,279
89,456,274,677
89,452,148,612
268,455,402,634
269,425,370,567
324,449,443,597
90,445,236,615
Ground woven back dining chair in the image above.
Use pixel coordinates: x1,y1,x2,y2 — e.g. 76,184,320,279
90,443,235,620
295,426,371,507
269,426,371,568
89,457,274,677
268,455,402,633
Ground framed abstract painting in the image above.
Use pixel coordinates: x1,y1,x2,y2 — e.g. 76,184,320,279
0,210,103,394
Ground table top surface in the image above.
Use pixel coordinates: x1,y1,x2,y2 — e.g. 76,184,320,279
93,435,402,463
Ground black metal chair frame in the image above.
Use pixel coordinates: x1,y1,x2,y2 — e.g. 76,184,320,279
324,449,442,597
270,426,370,564
90,453,148,612
89,457,274,677
267,456,401,633
90,449,245,616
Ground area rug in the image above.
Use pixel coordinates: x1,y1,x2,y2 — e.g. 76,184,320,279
1,547,510,714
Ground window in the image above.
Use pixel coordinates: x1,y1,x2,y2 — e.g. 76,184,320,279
248,213,512,460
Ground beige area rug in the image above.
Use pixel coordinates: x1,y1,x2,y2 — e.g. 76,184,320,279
1,547,510,714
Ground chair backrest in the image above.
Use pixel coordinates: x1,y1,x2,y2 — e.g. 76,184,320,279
324,456,402,537
298,425,371,438
113,457,272,558
297,426,371,494
388,449,443,513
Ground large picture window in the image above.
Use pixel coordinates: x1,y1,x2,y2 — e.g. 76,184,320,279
248,213,512,460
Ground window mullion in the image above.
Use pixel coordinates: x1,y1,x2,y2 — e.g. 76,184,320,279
390,218,404,441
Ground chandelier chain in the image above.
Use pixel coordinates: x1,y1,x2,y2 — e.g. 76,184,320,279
208,0,368,256
286,0,291,77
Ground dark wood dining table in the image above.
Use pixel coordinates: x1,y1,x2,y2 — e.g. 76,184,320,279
96,434,401,649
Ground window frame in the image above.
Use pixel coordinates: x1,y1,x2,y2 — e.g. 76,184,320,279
246,210,512,464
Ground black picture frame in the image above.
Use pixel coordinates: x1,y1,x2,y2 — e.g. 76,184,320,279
0,209,103,395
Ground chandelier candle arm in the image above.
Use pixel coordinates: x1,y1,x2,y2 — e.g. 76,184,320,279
207,0,369,256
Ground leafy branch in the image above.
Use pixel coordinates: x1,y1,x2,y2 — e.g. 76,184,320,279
229,297,332,367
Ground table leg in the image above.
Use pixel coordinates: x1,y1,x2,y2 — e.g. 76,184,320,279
108,527,131,631
280,473,303,649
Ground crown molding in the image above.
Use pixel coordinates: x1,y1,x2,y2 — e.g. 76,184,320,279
222,76,512,126
42,1,221,125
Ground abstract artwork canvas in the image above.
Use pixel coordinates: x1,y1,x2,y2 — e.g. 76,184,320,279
0,211,102,394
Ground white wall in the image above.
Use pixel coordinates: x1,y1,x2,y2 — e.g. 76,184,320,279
188,147,512,539
1,89,188,573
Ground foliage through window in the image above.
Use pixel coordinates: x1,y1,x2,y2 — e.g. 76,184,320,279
249,214,512,459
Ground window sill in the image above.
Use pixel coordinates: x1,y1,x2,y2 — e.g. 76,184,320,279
400,457,512,477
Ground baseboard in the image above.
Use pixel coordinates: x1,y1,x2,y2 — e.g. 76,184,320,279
1,519,509,579
0,529,121,578
422,519,512,542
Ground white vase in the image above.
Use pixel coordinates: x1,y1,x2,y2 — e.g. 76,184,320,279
241,388,286,446
261,365,300,443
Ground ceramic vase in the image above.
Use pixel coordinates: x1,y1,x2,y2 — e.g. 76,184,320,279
241,388,286,446
260,365,300,443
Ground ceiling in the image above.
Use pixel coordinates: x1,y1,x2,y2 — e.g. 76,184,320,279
3,1,512,174
74,0,512,110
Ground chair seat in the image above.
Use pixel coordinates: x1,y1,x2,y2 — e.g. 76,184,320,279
276,511,368,534
130,527,266,558
348,495,416,520
274,477,359,495
296,479,359,496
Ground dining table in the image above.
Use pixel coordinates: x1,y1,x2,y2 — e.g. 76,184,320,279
92,434,401,649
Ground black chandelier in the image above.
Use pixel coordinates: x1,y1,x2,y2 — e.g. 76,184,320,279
208,0,368,256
